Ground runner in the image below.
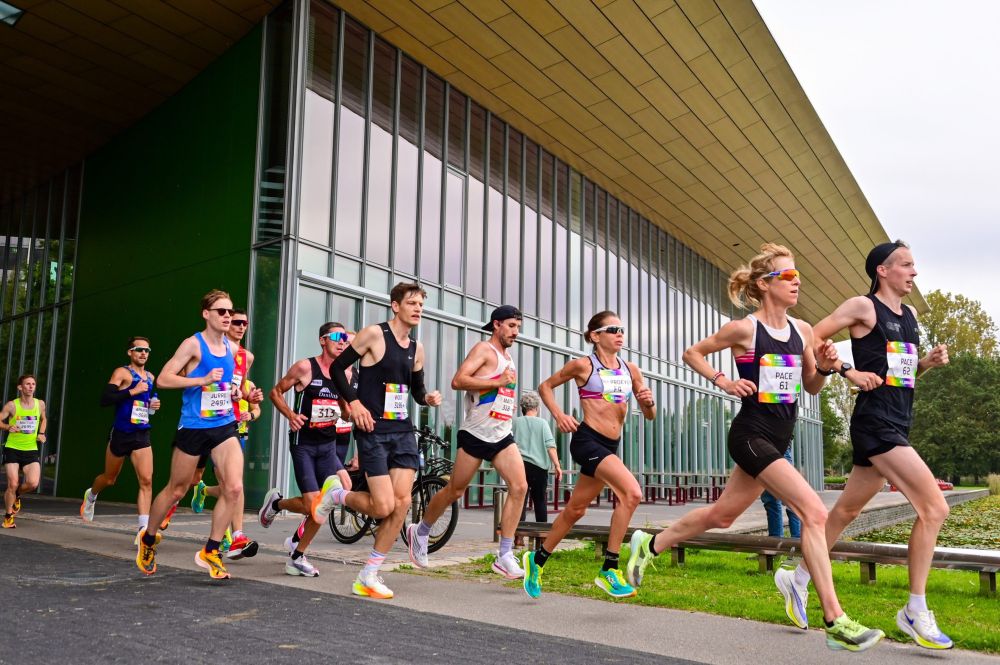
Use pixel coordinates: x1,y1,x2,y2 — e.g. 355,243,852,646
521,310,655,599
187,308,263,560
778,240,953,649
80,338,161,536
135,289,245,580
625,243,884,652
313,282,443,599
1,375,46,529
258,321,356,577
406,305,527,579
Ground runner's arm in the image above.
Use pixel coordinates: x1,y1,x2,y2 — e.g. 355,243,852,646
156,337,212,389
627,362,657,420
269,360,310,422
37,400,47,441
450,343,498,391
0,402,11,431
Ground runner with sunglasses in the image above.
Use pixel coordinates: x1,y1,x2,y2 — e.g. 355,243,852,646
80,337,161,537
522,311,655,599
136,290,245,580
258,321,356,577
185,308,264,560
776,241,953,650
313,282,443,599
626,243,884,652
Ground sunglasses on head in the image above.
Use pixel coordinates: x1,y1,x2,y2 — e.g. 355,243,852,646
324,331,349,342
212,308,235,317
594,325,626,335
765,268,800,282
130,346,151,353
230,320,249,328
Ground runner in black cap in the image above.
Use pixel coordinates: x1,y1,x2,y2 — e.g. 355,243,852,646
776,240,954,650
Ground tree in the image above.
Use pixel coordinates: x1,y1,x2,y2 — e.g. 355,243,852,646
911,354,1000,483
820,384,851,474
920,290,998,358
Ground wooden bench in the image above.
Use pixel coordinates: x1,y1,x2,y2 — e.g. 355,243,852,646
513,522,1000,597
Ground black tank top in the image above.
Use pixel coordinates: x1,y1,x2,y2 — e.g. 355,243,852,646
295,357,355,446
851,295,919,427
356,322,415,433
732,316,804,441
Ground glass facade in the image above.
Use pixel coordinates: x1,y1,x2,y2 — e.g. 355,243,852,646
255,1,823,491
0,166,80,493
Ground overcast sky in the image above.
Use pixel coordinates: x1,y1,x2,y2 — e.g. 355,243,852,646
754,0,1000,323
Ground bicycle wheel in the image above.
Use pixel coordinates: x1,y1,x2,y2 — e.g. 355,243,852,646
401,476,459,554
328,504,373,544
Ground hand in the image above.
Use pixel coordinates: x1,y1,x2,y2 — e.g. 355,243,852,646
847,369,883,392
336,468,353,492
288,412,308,432
553,466,563,482
37,433,46,443
247,387,265,404
554,412,579,434
816,339,838,371
240,411,252,422
635,386,655,408
497,368,516,388
347,455,359,471
130,383,149,396
351,401,375,432
425,390,443,407
924,344,949,368
204,368,224,386
720,377,756,397
149,397,161,411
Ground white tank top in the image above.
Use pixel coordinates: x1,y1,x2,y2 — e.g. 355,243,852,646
460,343,516,443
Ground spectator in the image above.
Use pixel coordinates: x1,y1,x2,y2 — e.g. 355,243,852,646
512,391,560,524
760,447,802,538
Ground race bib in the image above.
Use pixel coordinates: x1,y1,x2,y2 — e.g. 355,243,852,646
489,386,517,420
886,341,918,388
335,417,353,435
200,382,233,417
383,383,409,420
599,368,631,403
758,354,802,403
130,400,149,425
14,416,37,434
309,398,340,429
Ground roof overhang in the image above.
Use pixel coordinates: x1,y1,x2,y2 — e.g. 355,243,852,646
328,0,925,319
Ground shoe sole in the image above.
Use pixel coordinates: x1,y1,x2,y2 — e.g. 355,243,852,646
491,561,524,580
80,501,93,522
896,613,953,650
775,570,808,629
594,577,637,598
406,524,428,568
258,488,280,528
285,565,319,577
2,522,15,529
826,631,884,652
310,492,327,525
135,536,156,576
521,551,541,598
625,531,647,587
226,541,259,561
194,552,231,579
352,584,392,599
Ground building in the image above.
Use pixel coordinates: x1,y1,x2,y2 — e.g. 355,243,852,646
0,0,923,504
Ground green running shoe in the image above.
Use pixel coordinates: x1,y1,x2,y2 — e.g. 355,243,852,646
220,527,233,555
191,481,207,513
825,614,885,652
626,529,655,587
594,568,636,598
522,550,544,599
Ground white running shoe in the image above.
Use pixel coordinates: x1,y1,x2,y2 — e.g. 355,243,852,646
80,488,96,522
285,554,319,577
406,523,429,568
311,476,343,525
896,607,954,649
353,570,393,599
774,567,809,629
258,488,282,528
491,551,525,579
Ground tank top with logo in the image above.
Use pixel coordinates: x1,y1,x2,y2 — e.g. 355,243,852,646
113,367,153,433
461,343,517,443
5,398,40,451
578,353,633,403
355,322,415,434
733,315,804,441
179,332,236,430
295,357,356,446
851,295,920,427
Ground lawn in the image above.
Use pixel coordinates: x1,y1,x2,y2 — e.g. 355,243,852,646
459,495,1000,653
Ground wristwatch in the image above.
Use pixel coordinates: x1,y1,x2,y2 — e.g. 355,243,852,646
837,362,853,377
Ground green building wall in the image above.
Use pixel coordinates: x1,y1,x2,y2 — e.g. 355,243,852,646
56,27,263,503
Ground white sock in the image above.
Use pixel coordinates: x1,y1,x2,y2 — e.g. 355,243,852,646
138,515,149,529
793,563,812,588
908,593,928,613
233,530,244,539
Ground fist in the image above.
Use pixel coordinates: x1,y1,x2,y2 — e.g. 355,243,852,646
927,344,949,367
816,339,838,369
205,368,224,385
635,386,655,407
498,368,517,387
426,390,443,407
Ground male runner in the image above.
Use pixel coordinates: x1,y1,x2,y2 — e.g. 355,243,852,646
407,305,527,578
777,240,953,649
81,338,161,534
258,321,356,577
2,375,46,528
314,282,443,599
135,289,245,579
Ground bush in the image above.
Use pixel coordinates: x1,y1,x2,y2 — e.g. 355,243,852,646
989,473,1000,496
824,476,847,485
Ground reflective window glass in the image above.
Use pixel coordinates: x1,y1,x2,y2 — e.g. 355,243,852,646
485,116,504,304
334,19,367,256
504,129,522,304
365,38,395,266
394,56,420,275
419,73,445,282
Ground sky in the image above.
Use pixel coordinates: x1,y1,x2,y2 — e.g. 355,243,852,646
753,0,1000,323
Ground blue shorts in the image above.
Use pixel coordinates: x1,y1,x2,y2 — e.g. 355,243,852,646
356,430,418,477
290,440,344,494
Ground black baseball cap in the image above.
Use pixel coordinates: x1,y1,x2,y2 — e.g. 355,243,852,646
482,305,523,331
865,241,906,294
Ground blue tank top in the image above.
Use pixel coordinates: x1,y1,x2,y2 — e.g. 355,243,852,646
179,333,236,430
113,367,153,433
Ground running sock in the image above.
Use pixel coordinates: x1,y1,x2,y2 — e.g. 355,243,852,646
793,563,811,588
205,539,221,553
292,550,304,561
648,535,661,556
271,498,281,512
602,550,620,572
363,549,387,576
499,536,513,558
330,487,348,505
534,545,551,567
908,593,928,613
137,515,149,530
416,520,432,538
141,531,157,547
291,529,301,544
232,530,244,540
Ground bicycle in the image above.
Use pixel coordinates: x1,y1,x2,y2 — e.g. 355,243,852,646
329,427,459,553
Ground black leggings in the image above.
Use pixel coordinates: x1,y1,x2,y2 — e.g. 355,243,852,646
520,461,549,523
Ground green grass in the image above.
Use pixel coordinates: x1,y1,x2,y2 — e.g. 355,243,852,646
466,546,998,653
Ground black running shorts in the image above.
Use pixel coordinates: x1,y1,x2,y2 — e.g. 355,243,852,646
457,430,515,462
355,429,419,477
569,423,619,477
173,422,239,459
850,416,911,467
108,428,151,458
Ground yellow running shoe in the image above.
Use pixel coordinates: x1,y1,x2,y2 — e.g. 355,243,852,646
196,548,231,580
12,497,21,515
135,529,161,575
2,514,15,529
